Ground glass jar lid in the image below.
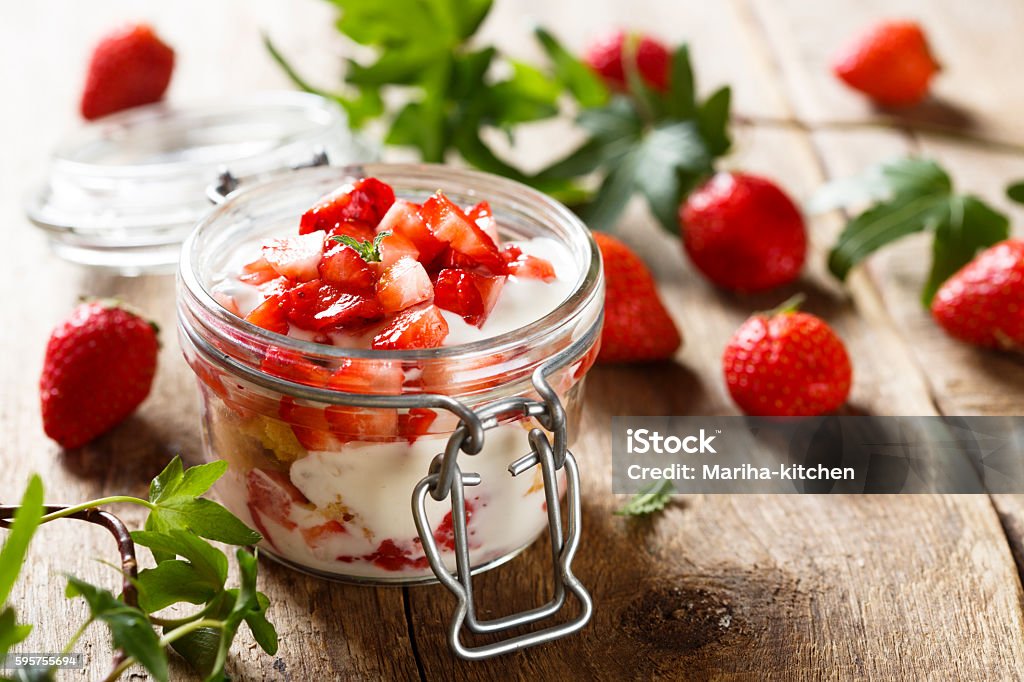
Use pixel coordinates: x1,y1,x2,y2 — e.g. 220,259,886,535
26,91,373,274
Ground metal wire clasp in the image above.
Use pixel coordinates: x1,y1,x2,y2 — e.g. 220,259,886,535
410,366,593,660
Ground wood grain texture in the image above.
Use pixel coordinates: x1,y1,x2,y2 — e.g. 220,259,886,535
2,0,1024,680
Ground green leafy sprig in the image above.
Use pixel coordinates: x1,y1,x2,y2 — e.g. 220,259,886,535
0,458,276,682
614,480,675,517
267,0,732,229
330,231,390,263
810,158,1010,306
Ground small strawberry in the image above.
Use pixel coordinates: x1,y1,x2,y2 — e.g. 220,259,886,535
832,20,940,107
80,24,175,120
583,30,670,92
40,300,159,448
679,172,807,293
594,233,682,363
723,299,852,417
930,239,1024,350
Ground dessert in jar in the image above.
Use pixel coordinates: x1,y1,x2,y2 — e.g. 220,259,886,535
177,164,602,588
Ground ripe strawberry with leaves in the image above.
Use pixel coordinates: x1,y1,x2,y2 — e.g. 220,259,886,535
680,172,807,292
931,240,1024,350
40,300,159,448
80,24,175,120
594,233,681,363
723,299,852,417
583,30,671,92
832,20,939,107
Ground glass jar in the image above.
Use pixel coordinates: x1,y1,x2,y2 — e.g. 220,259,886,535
27,92,370,274
177,163,602,657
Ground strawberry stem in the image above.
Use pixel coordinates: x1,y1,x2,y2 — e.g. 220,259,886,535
764,293,806,317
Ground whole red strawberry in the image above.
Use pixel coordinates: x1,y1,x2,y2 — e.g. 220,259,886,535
583,30,670,92
723,301,852,417
931,240,1024,350
594,233,682,363
679,172,807,293
832,20,939,107
80,24,175,120
40,301,159,448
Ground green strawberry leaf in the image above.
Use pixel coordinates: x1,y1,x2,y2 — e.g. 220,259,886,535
821,157,1007,306
922,195,1010,305
133,531,229,613
533,27,609,108
615,480,675,517
66,577,168,682
245,592,279,656
581,149,640,232
145,458,260,554
827,193,949,281
484,60,561,128
635,121,711,234
1006,181,1024,205
696,86,732,158
666,44,696,119
0,476,43,606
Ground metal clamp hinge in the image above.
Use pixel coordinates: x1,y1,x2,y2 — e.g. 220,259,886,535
410,371,593,660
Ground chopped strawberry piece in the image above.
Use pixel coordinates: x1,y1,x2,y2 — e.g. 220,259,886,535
284,280,383,331
378,232,420,268
421,192,505,275
371,304,449,350
327,358,405,394
376,257,433,313
299,178,396,235
465,201,500,244
262,231,326,282
325,404,398,441
433,499,477,551
213,292,240,315
239,256,279,285
399,408,438,443
319,243,376,289
247,468,311,531
338,539,429,571
244,294,289,334
327,220,376,243
378,200,447,264
301,520,348,549
279,396,340,451
260,348,331,387
506,253,556,282
433,268,505,327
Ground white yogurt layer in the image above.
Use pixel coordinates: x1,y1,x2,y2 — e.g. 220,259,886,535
210,236,578,347
214,423,557,578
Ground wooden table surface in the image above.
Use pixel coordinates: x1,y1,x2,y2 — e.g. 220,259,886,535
4,1,1024,680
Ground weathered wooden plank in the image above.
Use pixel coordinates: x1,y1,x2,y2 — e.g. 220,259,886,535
747,0,1024,146
0,2,421,681
408,124,1024,679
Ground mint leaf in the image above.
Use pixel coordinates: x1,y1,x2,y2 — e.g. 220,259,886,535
66,577,167,682
615,480,674,517
133,531,229,613
827,193,949,281
533,27,609,108
1007,181,1024,205
145,458,260,550
922,195,1010,305
330,232,390,263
